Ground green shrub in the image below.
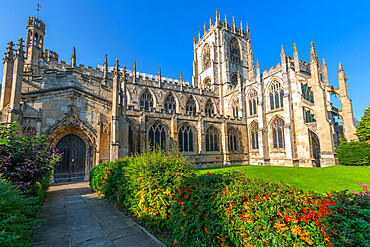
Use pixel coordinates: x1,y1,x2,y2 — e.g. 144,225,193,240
0,179,39,247
324,191,370,247
90,149,195,229
356,105,370,142
172,172,336,247
336,139,370,166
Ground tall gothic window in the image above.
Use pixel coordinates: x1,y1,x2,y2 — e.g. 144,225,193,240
148,121,167,150
272,118,285,149
178,124,195,153
205,99,215,117
205,126,219,152
186,96,197,116
230,38,240,64
304,108,316,123
164,93,176,113
140,89,154,111
128,125,134,154
202,43,211,70
250,122,259,150
232,100,239,118
301,83,314,103
269,81,284,110
249,90,258,116
228,128,239,152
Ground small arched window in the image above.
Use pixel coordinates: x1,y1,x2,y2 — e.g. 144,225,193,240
250,122,259,150
203,78,211,90
230,38,240,64
230,73,238,87
205,99,215,117
148,121,167,150
303,108,316,123
301,83,314,103
186,96,197,116
164,93,176,113
272,118,285,149
202,43,211,70
140,89,154,111
228,128,239,152
249,90,258,116
205,126,219,152
232,100,239,118
178,124,195,153
269,81,284,110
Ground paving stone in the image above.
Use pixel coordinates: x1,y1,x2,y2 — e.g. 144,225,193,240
31,182,164,247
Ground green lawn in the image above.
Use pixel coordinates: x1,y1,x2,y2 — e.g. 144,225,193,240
198,165,370,194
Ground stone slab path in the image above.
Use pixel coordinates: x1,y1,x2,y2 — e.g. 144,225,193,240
31,181,164,247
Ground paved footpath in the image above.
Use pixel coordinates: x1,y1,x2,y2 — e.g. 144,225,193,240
31,181,164,247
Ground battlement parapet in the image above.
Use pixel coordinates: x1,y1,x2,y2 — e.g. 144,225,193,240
27,17,45,32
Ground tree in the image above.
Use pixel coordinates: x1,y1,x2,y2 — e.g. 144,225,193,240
356,105,370,142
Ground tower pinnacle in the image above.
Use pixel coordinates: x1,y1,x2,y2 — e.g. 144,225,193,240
71,47,76,67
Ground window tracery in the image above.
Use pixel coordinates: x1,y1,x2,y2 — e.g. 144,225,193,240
230,38,240,64
148,122,167,150
301,83,314,103
227,128,239,152
178,124,195,153
205,99,215,117
249,90,258,116
269,81,284,110
202,44,211,70
140,89,154,111
272,118,285,149
205,126,219,152
251,122,259,150
164,93,176,113
186,96,197,116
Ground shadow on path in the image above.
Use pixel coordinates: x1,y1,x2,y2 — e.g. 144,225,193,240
31,181,164,247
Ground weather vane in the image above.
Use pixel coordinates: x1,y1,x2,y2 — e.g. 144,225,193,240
36,3,42,18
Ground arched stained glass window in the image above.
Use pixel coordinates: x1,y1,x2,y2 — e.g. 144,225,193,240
186,96,197,116
272,118,285,149
232,100,239,118
202,43,211,70
269,81,284,110
228,128,239,152
205,99,215,117
249,90,258,116
230,38,240,64
178,124,195,152
251,122,259,150
148,122,167,150
301,83,314,103
164,93,176,113
140,89,154,111
205,126,219,152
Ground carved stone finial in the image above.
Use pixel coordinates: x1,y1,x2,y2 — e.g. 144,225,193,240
310,41,319,64
224,14,227,26
198,32,201,41
203,23,206,35
246,23,250,39
209,18,212,29
4,41,14,63
71,47,76,67
216,9,220,24
232,16,235,28
293,43,298,53
180,71,183,82
194,35,196,44
15,38,24,59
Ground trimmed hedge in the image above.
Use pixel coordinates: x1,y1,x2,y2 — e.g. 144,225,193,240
90,150,195,229
336,139,370,166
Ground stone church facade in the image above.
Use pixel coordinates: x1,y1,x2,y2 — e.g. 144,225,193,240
0,12,358,181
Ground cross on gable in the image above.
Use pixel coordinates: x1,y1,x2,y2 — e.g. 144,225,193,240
36,3,42,18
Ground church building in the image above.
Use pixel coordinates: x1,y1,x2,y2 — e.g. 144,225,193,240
0,11,358,181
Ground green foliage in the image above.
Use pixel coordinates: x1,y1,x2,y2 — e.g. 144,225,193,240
0,122,61,193
336,140,370,166
0,179,39,247
90,149,195,229
172,172,335,247
324,191,370,247
356,106,370,142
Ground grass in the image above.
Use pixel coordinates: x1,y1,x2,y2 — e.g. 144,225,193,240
198,165,370,194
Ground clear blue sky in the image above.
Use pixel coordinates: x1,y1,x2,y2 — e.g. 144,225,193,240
0,0,369,119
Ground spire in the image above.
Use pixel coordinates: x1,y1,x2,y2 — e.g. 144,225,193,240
209,18,212,29
180,71,183,82
203,23,206,35
4,41,14,62
310,41,319,65
224,14,227,26
216,9,220,25
198,32,201,41
280,45,285,64
293,43,299,72
232,16,236,31
240,21,243,36
71,47,76,67
256,59,260,75
322,58,329,84
246,23,250,39
338,63,347,82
